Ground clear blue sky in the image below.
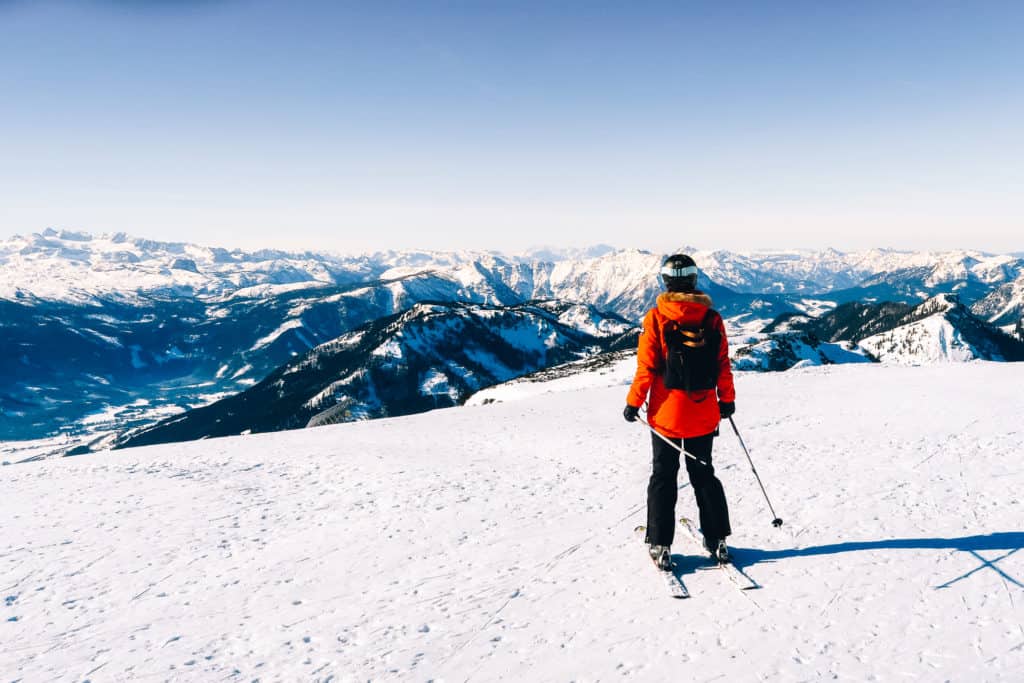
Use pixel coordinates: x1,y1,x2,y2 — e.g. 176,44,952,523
1,1,1021,253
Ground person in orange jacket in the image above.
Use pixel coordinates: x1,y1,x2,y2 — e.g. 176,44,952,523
623,254,736,568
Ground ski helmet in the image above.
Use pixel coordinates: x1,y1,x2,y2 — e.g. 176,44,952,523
661,254,698,292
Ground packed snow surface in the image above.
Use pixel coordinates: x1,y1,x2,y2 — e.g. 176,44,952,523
466,355,636,406
2,363,1023,680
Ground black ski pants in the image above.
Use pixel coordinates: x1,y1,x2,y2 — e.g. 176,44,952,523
645,431,731,547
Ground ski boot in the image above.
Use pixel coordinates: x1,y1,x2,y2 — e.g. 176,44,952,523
704,537,731,564
648,544,672,571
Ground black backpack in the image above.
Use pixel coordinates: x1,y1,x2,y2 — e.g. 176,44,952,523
660,309,721,393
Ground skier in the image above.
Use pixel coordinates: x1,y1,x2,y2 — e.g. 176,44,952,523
623,254,736,569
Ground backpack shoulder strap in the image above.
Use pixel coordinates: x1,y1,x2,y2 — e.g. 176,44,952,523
701,308,718,328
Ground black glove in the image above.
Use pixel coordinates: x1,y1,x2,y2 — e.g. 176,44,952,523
719,401,735,419
623,404,640,422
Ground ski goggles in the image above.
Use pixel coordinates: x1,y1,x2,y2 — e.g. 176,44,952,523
660,265,698,278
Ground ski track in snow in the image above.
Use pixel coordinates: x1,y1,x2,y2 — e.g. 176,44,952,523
2,363,1023,680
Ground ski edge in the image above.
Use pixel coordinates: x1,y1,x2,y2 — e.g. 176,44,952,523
634,525,690,599
678,518,761,591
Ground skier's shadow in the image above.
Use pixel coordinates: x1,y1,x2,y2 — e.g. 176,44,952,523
730,531,1024,589
669,553,732,579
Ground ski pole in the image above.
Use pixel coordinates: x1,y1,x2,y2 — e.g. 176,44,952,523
636,405,708,466
728,416,784,528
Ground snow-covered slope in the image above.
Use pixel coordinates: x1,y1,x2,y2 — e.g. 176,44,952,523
465,349,637,406
2,363,1022,680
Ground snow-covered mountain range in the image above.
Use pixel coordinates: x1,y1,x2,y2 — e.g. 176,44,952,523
2,229,1022,452
114,300,635,450
6,229,1022,303
748,294,1024,369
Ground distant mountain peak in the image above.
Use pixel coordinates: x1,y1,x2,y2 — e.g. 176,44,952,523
859,292,1024,364
917,292,962,314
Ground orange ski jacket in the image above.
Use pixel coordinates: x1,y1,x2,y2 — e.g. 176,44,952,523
626,291,736,439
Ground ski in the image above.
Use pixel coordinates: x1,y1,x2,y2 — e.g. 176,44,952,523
634,525,690,599
678,517,760,591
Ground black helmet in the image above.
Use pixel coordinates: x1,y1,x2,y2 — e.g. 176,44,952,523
661,254,698,292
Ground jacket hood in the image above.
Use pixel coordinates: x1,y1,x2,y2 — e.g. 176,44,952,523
656,290,713,322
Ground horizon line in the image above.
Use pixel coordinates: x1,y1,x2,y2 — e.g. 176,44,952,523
2,227,1019,260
